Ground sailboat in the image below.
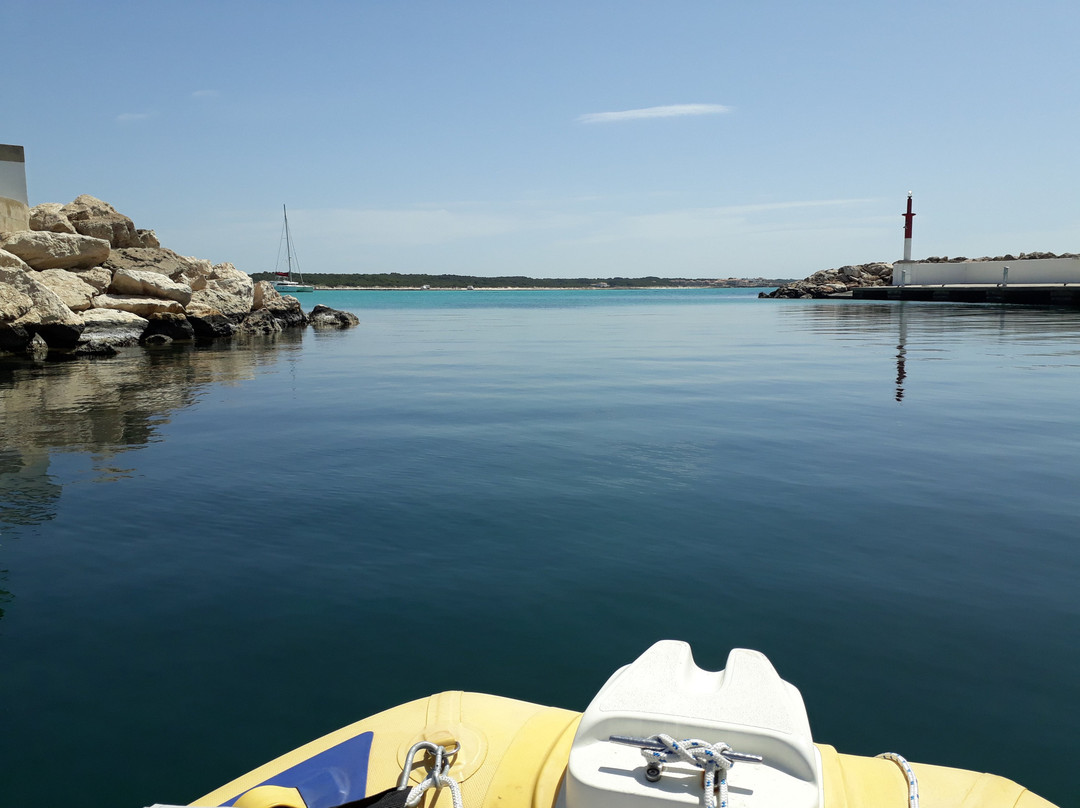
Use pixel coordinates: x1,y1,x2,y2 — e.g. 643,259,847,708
272,205,315,293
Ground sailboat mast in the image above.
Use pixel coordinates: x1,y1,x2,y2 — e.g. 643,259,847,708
283,204,293,279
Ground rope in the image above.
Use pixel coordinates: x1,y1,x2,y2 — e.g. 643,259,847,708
403,767,463,808
876,752,920,808
640,734,734,808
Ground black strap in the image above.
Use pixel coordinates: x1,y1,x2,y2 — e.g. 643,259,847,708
331,787,412,808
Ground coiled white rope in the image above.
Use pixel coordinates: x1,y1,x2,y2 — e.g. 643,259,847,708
640,734,734,808
403,767,463,808
876,752,920,808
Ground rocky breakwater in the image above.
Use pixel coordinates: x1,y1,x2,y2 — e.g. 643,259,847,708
759,262,893,299
0,195,357,358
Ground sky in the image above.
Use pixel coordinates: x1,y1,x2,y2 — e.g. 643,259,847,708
4,0,1079,279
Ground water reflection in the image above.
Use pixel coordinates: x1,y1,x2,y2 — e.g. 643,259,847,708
0,447,62,527
0,331,305,532
779,300,1080,402
895,305,907,402
0,572,9,621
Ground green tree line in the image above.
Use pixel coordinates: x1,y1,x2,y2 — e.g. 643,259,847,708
251,272,715,289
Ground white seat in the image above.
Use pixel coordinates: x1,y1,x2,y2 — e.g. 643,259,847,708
565,641,823,808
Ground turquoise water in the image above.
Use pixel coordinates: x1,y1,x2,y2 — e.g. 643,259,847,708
1,289,1077,807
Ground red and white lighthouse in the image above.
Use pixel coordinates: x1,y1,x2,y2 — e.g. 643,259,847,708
902,192,915,262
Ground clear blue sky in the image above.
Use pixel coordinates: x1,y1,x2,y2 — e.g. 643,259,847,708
5,0,1079,278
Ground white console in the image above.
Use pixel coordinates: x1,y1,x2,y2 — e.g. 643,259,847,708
565,641,823,808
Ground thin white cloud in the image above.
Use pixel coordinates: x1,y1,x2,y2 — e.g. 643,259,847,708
192,89,219,98
116,112,155,123
578,104,731,124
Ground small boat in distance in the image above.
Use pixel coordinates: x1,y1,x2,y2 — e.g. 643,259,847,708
273,205,314,293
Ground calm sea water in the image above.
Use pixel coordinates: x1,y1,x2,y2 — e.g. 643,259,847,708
1,289,1077,808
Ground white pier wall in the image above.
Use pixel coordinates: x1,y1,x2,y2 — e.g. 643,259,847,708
894,257,1080,286
0,144,30,235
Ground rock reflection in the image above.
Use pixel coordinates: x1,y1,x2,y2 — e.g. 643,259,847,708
0,447,62,526
0,331,304,529
0,573,10,621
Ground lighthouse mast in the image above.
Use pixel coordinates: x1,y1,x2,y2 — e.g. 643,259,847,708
902,192,915,262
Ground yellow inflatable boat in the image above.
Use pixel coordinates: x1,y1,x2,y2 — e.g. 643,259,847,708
178,642,1056,808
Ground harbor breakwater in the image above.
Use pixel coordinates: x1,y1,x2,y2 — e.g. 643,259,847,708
0,195,357,358
762,252,1080,299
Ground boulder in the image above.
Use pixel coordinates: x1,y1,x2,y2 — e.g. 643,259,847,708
28,332,49,358
237,307,283,335
24,319,84,352
92,294,185,317
0,276,35,323
308,304,359,328
104,247,208,281
72,340,119,357
761,262,894,299
4,271,80,326
173,257,215,289
109,267,192,305
271,295,308,328
71,266,113,292
252,281,307,327
0,231,111,271
187,313,237,340
78,309,148,347
60,195,143,248
0,247,30,270
35,269,99,312
141,312,194,343
29,203,77,234
1,264,85,349
186,262,254,318
252,280,284,310
0,323,34,355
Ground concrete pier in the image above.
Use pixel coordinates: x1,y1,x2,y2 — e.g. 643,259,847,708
0,144,30,234
852,283,1080,306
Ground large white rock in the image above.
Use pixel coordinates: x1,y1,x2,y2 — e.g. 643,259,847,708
0,278,35,323
109,267,192,305
78,308,148,345
186,262,254,317
36,269,100,312
92,294,184,316
60,194,142,248
0,247,31,271
0,265,83,328
72,266,114,292
0,230,111,270
29,203,77,234
136,229,161,248
105,246,209,281
252,280,286,310
252,281,307,327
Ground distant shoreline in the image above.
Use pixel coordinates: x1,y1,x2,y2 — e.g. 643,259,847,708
310,285,780,291
252,272,794,291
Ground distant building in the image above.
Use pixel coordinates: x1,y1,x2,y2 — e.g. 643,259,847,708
0,144,30,234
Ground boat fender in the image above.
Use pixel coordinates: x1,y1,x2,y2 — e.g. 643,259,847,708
233,784,309,808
